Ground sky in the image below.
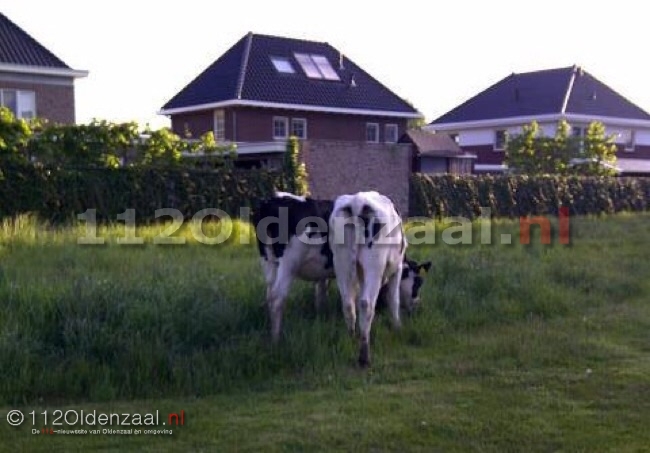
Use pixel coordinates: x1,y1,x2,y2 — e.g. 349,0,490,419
3,0,649,130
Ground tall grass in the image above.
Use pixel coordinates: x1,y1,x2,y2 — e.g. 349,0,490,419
0,213,648,405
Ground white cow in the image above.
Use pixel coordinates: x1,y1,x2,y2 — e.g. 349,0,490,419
328,191,407,367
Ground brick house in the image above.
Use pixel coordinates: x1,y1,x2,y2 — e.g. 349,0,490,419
426,65,650,176
159,32,422,168
0,12,87,124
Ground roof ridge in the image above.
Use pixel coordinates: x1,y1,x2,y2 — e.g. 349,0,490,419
560,65,578,114
236,32,254,100
249,32,329,46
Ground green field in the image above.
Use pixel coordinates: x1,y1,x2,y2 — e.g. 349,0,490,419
1,213,649,451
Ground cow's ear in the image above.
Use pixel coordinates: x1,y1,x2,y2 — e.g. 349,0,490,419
419,261,432,275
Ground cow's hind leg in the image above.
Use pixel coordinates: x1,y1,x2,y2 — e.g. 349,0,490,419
384,266,402,330
260,256,277,307
267,264,294,343
357,275,382,368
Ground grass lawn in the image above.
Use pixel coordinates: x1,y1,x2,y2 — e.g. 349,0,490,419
1,213,649,451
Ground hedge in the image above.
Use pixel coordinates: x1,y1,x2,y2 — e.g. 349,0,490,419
410,174,650,219
0,164,284,224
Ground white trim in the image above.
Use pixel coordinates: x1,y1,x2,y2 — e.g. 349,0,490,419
181,141,286,156
616,157,650,174
474,164,507,172
0,63,88,78
236,33,253,99
565,113,650,128
428,113,650,131
569,157,620,171
272,116,288,140
560,68,577,114
159,99,422,118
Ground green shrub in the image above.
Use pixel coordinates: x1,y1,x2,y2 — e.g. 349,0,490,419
410,174,650,218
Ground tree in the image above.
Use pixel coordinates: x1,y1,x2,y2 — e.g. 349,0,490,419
505,120,617,176
282,136,309,196
579,121,618,176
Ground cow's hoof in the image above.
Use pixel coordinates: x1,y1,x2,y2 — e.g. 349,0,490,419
358,343,370,368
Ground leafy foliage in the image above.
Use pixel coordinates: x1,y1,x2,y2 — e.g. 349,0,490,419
505,120,617,176
0,114,291,223
282,136,309,196
0,107,32,165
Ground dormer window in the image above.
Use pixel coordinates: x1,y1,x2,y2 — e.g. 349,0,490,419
271,57,295,74
294,53,340,81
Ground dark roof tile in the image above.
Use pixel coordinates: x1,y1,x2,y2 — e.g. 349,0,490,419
0,12,70,68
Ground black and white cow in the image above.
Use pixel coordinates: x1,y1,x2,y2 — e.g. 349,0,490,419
255,192,335,341
329,191,411,367
254,192,430,343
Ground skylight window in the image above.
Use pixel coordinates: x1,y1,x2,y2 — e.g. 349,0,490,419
311,55,340,80
294,53,340,81
271,56,295,74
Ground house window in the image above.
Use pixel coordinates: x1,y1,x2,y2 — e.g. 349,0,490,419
624,130,635,152
271,56,295,74
384,124,398,143
494,129,507,151
291,118,307,139
366,123,379,143
571,126,584,138
273,117,288,139
214,109,225,141
572,126,586,153
1,89,36,119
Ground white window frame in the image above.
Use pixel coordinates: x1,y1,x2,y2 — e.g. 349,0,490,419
291,118,307,139
273,116,289,140
494,129,507,151
1,89,36,119
214,109,225,141
624,130,635,152
384,123,398,143
366,123,379,143
294,53,340,81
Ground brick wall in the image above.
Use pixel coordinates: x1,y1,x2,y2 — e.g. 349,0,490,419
301,140,412,216
0,77,75,124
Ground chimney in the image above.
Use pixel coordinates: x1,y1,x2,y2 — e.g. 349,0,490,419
339,52,344,70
